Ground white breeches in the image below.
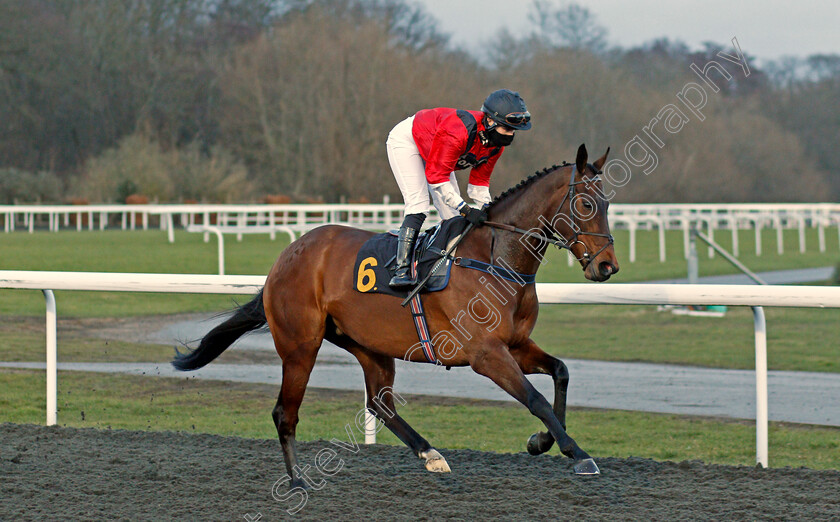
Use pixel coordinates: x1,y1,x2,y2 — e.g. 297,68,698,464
386,116,461,220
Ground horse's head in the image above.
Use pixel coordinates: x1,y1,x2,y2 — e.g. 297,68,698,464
552,144,620,282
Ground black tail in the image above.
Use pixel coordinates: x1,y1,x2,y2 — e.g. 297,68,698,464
172,288,267,371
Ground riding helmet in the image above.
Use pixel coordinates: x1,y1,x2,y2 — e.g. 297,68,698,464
481,89,532,130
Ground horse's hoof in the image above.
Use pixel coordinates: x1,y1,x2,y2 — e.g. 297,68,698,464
527,432,555,455
420,449,451,473
573,458,600,475
289,477,310,490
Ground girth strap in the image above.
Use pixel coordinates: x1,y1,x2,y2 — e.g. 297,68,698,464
408,255,437,364
407,293,437,364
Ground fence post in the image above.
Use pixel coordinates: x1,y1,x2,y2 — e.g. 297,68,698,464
687,232,698,284
818,220,826,253
798,218,806,253
776,217,784,255
364,391,376,444
731,219,740,257
200,226,226,275
753,306,768,468
166,213,175,243
658,220,666,263
42,290,57,426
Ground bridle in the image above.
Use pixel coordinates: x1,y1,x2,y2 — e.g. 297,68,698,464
483,165,614,270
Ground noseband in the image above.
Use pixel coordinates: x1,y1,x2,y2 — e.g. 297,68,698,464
484,166,614,270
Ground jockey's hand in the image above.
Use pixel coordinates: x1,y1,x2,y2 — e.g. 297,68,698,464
459,205,488,226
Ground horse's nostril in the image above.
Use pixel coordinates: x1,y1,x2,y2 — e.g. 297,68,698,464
599,262,614,277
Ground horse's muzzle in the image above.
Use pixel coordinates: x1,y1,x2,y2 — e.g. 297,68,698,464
599,260,618,278
585,260,618,281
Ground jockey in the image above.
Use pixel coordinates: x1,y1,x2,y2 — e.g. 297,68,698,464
386,88,531,288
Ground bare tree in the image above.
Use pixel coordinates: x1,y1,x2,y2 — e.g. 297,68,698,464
0,0,835,203
529,1,608,53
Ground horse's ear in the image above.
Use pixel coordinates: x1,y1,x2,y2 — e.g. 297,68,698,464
575,144,588,173
593,147,610,171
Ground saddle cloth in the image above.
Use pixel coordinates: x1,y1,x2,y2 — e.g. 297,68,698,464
353,217,470,298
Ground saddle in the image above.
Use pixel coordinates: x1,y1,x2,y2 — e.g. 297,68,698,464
353,217,470,298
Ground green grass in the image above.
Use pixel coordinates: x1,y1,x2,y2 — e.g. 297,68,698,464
2,368,838,469
0,229,286,274
0,290,249,318
532,305,840,372
0,318,174,362
0,332,173,363
538,227,840,283
0,230,283,316
0,317,277,365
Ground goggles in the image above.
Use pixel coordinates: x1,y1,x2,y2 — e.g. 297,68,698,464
500,111,531,127
482,103,531,129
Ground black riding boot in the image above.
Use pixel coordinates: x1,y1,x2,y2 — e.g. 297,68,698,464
389,226,419,288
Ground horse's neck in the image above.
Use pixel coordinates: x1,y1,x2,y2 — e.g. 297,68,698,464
479,167,570,276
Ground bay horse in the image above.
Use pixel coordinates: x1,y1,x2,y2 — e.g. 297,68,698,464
173,144,619,484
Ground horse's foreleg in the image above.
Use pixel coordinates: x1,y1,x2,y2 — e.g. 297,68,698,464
344,344,450,472
510,339,569,456
272,346,319,489
471,344,598,475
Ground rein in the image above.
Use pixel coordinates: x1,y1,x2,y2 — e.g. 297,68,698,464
483,166,614,270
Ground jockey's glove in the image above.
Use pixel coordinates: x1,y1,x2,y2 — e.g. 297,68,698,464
459,205,488,226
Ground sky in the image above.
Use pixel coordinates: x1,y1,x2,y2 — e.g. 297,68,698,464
416,0,840,64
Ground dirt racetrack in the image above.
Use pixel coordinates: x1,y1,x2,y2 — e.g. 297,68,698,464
2,423,839,521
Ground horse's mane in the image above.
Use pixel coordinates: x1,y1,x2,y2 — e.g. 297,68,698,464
485,161,571,212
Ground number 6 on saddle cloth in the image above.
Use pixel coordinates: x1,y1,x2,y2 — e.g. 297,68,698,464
353,217,536,363
353,218,470,298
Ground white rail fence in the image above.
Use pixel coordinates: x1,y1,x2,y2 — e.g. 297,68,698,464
3,203,840,262
2,270,840,467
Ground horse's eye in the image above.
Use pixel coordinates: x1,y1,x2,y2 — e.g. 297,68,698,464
582,201,593,210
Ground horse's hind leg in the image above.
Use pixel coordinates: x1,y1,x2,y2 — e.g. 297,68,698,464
510,338,569,456
338,339,450,472
264,275,327,488
270,341,321,489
